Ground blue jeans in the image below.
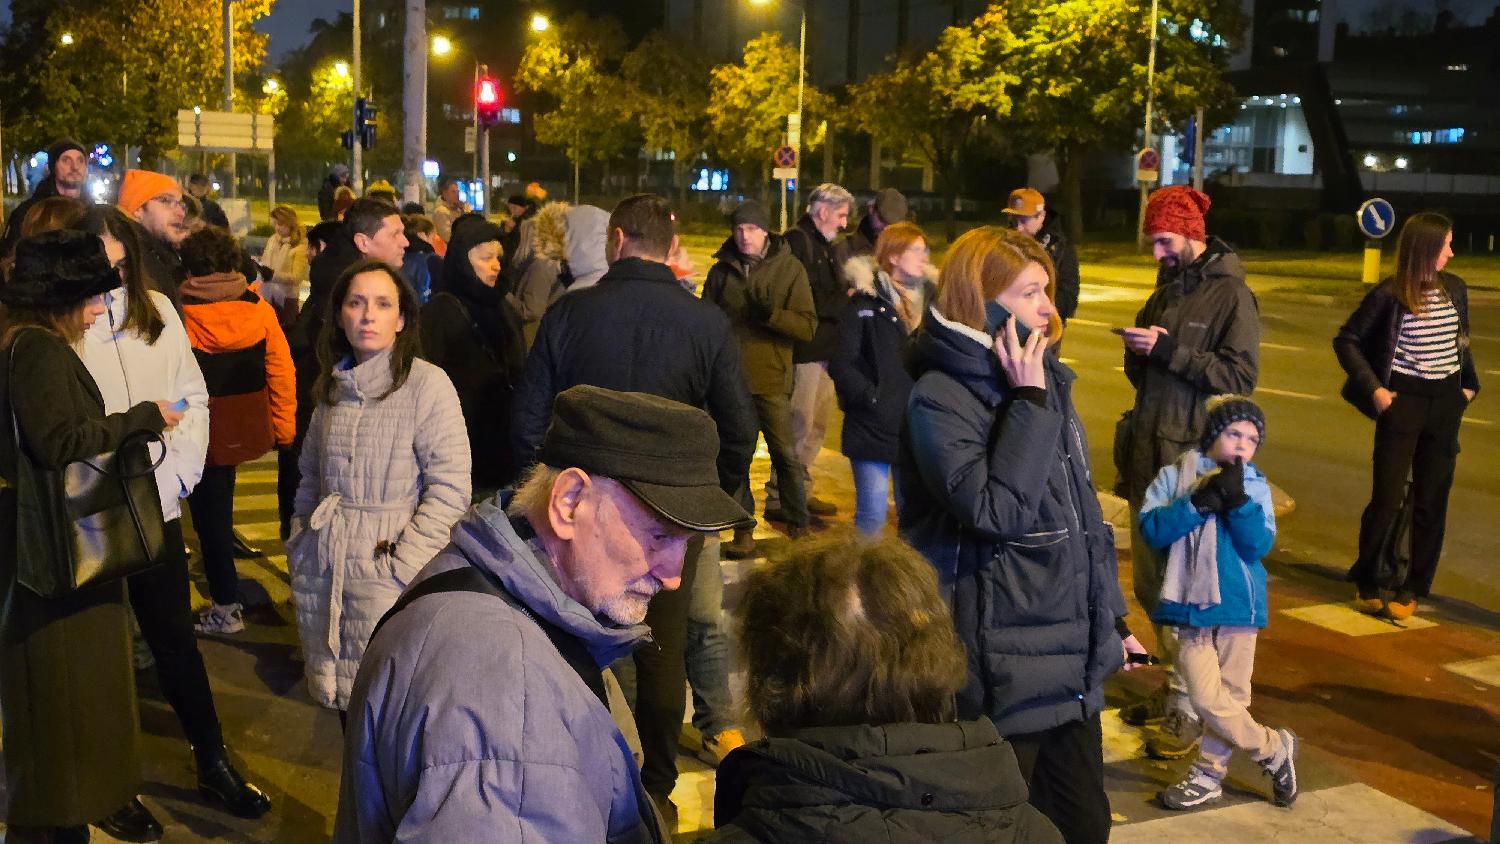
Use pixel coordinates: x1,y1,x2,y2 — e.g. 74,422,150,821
851,459,893,535
685,537,735,738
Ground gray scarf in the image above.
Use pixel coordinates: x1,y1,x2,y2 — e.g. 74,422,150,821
1159,450,1221,609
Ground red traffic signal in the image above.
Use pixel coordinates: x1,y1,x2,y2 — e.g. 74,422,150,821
475,76,503,128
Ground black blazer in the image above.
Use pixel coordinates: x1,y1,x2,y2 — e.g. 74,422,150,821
1333,272,1480,418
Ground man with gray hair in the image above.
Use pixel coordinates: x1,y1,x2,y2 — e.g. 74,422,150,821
767,182,854,522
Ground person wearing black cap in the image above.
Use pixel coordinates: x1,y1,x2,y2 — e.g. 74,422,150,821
846,187,909,258
423,214,527,493
337,385,751,843
499,193,536,266
513,194,758,823
1,139,89,259
0,230,185,844
703,199,817,555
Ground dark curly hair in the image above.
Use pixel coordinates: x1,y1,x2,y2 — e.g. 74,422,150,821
179,225,243,277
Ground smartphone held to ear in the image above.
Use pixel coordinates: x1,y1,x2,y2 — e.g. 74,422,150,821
984,301,1042,345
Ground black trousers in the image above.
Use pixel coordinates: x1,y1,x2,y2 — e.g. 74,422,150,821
186,465,240,606
1351,371,1465,597
1008,713,1110,844
616,534,702,800
278,442,300,541
126,519,225,762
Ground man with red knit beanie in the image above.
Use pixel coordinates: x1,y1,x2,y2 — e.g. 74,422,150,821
1116,185,1261,760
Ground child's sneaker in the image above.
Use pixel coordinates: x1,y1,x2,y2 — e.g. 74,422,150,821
1265,728,1299,807
1159,769,1224,810
195,602,245,635
695,728,746,768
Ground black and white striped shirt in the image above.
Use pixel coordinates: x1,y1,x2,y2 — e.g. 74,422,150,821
1391,287,1460,380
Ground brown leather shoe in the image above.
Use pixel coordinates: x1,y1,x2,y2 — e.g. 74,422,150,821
723,527,757,560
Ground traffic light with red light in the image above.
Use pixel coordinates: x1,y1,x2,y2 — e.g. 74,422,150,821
475,75,503,128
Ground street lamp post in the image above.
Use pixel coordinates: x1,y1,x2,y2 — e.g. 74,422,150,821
351,0,364,195
402,0,427,206
1137,0,1160,238
750,0,806,231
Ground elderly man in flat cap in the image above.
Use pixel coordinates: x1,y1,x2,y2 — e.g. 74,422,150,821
336,385,754,844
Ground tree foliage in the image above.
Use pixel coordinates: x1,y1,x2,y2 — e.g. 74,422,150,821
847,9,1017,235
515,13,637,177
0,0,272,162
621,32,713,194
706,33,829,185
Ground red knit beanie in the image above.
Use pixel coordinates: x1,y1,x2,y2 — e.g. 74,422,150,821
1143,185,1211,242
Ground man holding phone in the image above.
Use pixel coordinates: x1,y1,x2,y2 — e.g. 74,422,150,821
1116,186,1261,760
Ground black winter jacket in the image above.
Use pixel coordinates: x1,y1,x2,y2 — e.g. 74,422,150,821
829,256,930,463
1333,272,1480,418
0,178,62,259
137,227,185,313
784,214,849,364
1036,219,1080,322
705,719,1063,844
898,309,1126,737
1119,237,1259,502
512,258,757,497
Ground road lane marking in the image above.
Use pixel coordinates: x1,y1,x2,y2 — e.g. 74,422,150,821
1256,387,1322,400
1070,317,1114,328
1443,654,1500,688
1261,341,1305,352
1461,416,1493,426
1281,602,1437,635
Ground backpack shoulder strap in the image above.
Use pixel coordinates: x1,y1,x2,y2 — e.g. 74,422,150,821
372,564,609,706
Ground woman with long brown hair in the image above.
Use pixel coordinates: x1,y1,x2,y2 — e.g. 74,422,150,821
258,204,308,325
1335,211,1480,619
896,226,1142,844
0,230,182,843
288,259,470,720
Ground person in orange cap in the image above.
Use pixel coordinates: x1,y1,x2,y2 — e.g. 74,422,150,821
118,169,190,309
1002,187,1080,323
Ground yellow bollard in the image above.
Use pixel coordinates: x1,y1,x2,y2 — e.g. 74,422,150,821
1362,239,1382,285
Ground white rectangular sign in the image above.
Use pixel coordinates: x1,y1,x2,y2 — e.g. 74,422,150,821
177,110,275,153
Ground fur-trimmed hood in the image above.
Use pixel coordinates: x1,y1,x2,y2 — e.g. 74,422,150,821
842,254,938,301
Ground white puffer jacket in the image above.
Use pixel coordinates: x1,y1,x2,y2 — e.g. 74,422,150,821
288,349,471,709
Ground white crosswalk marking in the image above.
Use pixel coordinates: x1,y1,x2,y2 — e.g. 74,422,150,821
1280,603,1438,636
1442,654,1500,688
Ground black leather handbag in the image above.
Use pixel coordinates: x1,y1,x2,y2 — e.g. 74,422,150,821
8,332,167,598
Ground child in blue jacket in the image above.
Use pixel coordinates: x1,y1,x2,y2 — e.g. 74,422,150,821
1139,395,1299,812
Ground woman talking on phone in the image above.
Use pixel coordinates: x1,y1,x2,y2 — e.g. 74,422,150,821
897,226,1142,844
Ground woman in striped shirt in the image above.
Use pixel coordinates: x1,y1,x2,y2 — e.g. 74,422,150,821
1334,212,1480,619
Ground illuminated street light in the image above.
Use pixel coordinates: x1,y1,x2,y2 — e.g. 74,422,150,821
1363,153,1378,168
334,61,350,78
530,14,550,33
431,34,453,56
262,78,280,94
59,33,75,46
1394,156,1409,169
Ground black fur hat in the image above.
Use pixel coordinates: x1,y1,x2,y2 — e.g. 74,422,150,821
1,230,120,309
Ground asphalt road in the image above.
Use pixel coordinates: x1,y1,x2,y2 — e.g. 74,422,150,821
1063,262,1500,615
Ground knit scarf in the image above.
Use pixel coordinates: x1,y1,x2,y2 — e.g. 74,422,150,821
1158,450,1221,609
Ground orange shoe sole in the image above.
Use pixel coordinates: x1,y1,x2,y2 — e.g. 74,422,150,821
1386,599,1417,620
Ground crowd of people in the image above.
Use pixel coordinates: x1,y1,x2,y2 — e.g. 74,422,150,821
0,140,1482,843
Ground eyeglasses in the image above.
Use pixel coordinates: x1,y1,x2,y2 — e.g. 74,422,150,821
149,196,187,211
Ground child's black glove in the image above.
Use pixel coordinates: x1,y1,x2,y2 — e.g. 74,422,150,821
1213,458,1249,512
1190,480,1225,514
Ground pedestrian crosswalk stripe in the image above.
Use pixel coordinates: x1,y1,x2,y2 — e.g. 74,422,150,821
1261,341,1305,352
668,768,716,834
1442,654,1500,688
237,521,283,543
230,492,280,511
1101,707,1146,763
1110,783,1469,841
1280,603,1438,636
1255,386,1322,401
1460,416,1493,426
236,469,278,486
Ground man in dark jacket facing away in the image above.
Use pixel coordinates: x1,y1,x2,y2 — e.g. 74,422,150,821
770,182,855,519
1116,185,1260,758
513,193,758,822
186,174,231,230
1,138,88,257
703,199,817,557
338,386,754,842
1004,188,1080,322
845,187,908,258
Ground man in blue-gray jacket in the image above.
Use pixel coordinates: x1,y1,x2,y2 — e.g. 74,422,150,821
335,386,753,843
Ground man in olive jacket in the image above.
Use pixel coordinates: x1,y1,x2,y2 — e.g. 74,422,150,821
703,200,816,554
1117,185,1260,754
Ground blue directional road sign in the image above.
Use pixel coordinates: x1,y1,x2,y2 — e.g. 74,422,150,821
1357,198,1396,239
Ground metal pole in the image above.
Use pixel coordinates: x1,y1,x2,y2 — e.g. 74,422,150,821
471,61,479,190
479,63,491,213
1136,0,1160,238
793,5,806,227
268,145,277,208
352,0,364,195
1192,105,1205,192
224,0,238,198
402,0,426,205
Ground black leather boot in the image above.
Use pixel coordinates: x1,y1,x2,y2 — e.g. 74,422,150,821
196,746,273,819
96,797,162,842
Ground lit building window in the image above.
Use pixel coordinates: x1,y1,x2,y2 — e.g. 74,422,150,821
1402,128,1465,145
500,107,521,124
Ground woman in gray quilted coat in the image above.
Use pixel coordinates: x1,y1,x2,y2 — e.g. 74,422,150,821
288,259,471,717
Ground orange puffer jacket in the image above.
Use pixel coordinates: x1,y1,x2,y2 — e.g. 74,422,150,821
180,272,296,466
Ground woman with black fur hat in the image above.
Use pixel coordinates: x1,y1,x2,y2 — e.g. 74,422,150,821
0,230,184,843
422,214,527,494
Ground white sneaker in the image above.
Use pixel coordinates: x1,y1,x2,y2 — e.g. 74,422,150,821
1160,770,1224,810
195,602,245,635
